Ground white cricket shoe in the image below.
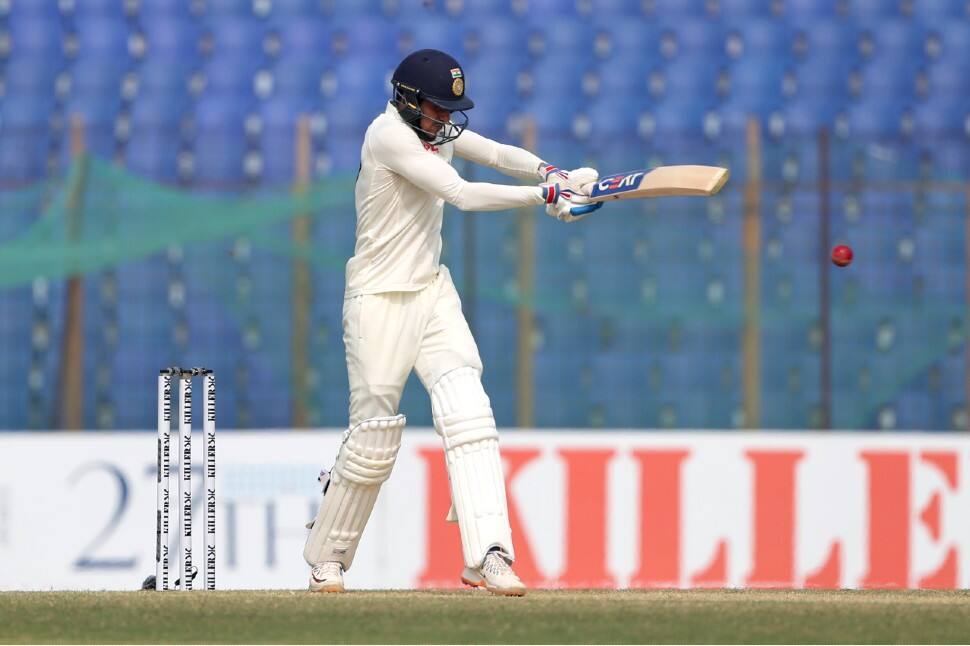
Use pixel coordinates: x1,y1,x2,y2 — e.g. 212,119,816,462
460,551,526,597
309,561,344,593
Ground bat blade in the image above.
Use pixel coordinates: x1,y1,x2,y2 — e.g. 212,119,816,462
588,165,729,202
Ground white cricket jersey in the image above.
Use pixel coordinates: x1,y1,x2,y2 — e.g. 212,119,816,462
345,103,547,297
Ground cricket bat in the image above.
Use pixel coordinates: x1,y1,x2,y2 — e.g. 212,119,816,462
587,165,729,202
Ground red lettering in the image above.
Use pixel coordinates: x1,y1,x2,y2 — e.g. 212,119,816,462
917,451,959,589
558,449,616,587
630,450,689,587
502,449,545,585
416,447,463,588
860,451,910,588
745,450,804,588
804,542,842,588
691,540,728,587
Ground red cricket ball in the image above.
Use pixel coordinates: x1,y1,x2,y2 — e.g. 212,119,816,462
831,244,853,267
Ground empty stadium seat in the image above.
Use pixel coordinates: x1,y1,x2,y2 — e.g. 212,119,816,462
461,18,528,60
796,20,860,60
141,17,202,57
724,19,792,59
192,95,253,184
0,96,53,181
657,18,724,59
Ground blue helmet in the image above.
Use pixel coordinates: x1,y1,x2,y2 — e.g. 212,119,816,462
391,49,473,143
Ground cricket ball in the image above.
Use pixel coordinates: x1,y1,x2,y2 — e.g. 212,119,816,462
831,244,853,267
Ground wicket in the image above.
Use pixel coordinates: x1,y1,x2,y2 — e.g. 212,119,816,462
155,367,216,591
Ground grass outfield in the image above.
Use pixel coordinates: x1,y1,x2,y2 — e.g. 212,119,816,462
1,589,970,644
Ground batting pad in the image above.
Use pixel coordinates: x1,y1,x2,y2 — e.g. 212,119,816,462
303,414,405,570
431,367,514,568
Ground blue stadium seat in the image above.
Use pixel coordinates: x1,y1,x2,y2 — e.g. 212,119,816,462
529,53,594,100
865,20,926,62
921,141,970,177
70,0,130,19
322,55,393,104
595,55,655,99
203,54,261,95
331,0,390,16
463,100,516,139
534,350,592,427
719,0,775,16
259,99,305,183
854,58,921,99
6,1,61,19
74,17,130,58
463,53,524,99
0,96,52,181
525,0,585,15
127,95,187,181
578,100,643,159
137,0,198,18
267,0,324,18
589,351,651,427
330,17,399,58
320,103,370,174
461,18,528,60
895,390,940,431
585,0,647,14
785,0,842,18
6,15,64,57
592,20,660,61
206,17,265,57
914,98,969,136
204,0,257,17
2,55,61,94
797,21,860,60
913,0,970,21
649,0,711,17
398,15,465,56
645,99,714,139
71,56,128,93
142,17,202,56
272,18,329,61
526,17,593,60
656,58,724,100
932,21,970,60
926,61,970,101
136,59,196,96
793,56,851,98
193,95,252,184
846,99,909,137
727,59,786,102
724,19,792,59
270,57,326,103
849,0,903,18
657,18,724,59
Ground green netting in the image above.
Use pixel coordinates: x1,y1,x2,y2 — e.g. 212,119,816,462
0,156,356,288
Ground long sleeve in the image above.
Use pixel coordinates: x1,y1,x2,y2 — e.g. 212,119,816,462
369,127,545,212
453,129,546,182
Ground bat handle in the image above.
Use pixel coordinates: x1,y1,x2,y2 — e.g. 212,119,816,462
568,203,603,218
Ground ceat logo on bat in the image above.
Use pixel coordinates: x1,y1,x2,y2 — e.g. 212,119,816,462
594,171,645,195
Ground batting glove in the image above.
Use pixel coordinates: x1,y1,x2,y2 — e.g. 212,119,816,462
540,165,600,197
540,183,603,223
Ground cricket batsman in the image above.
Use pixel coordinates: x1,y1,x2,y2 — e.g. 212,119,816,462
303,49,600,596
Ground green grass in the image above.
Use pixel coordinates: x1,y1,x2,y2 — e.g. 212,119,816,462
2,589,970,644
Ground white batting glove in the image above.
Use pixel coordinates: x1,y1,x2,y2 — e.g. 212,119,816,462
540,165,600,197
539,183,603,223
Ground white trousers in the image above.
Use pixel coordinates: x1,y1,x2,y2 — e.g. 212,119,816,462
344,265,483,426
